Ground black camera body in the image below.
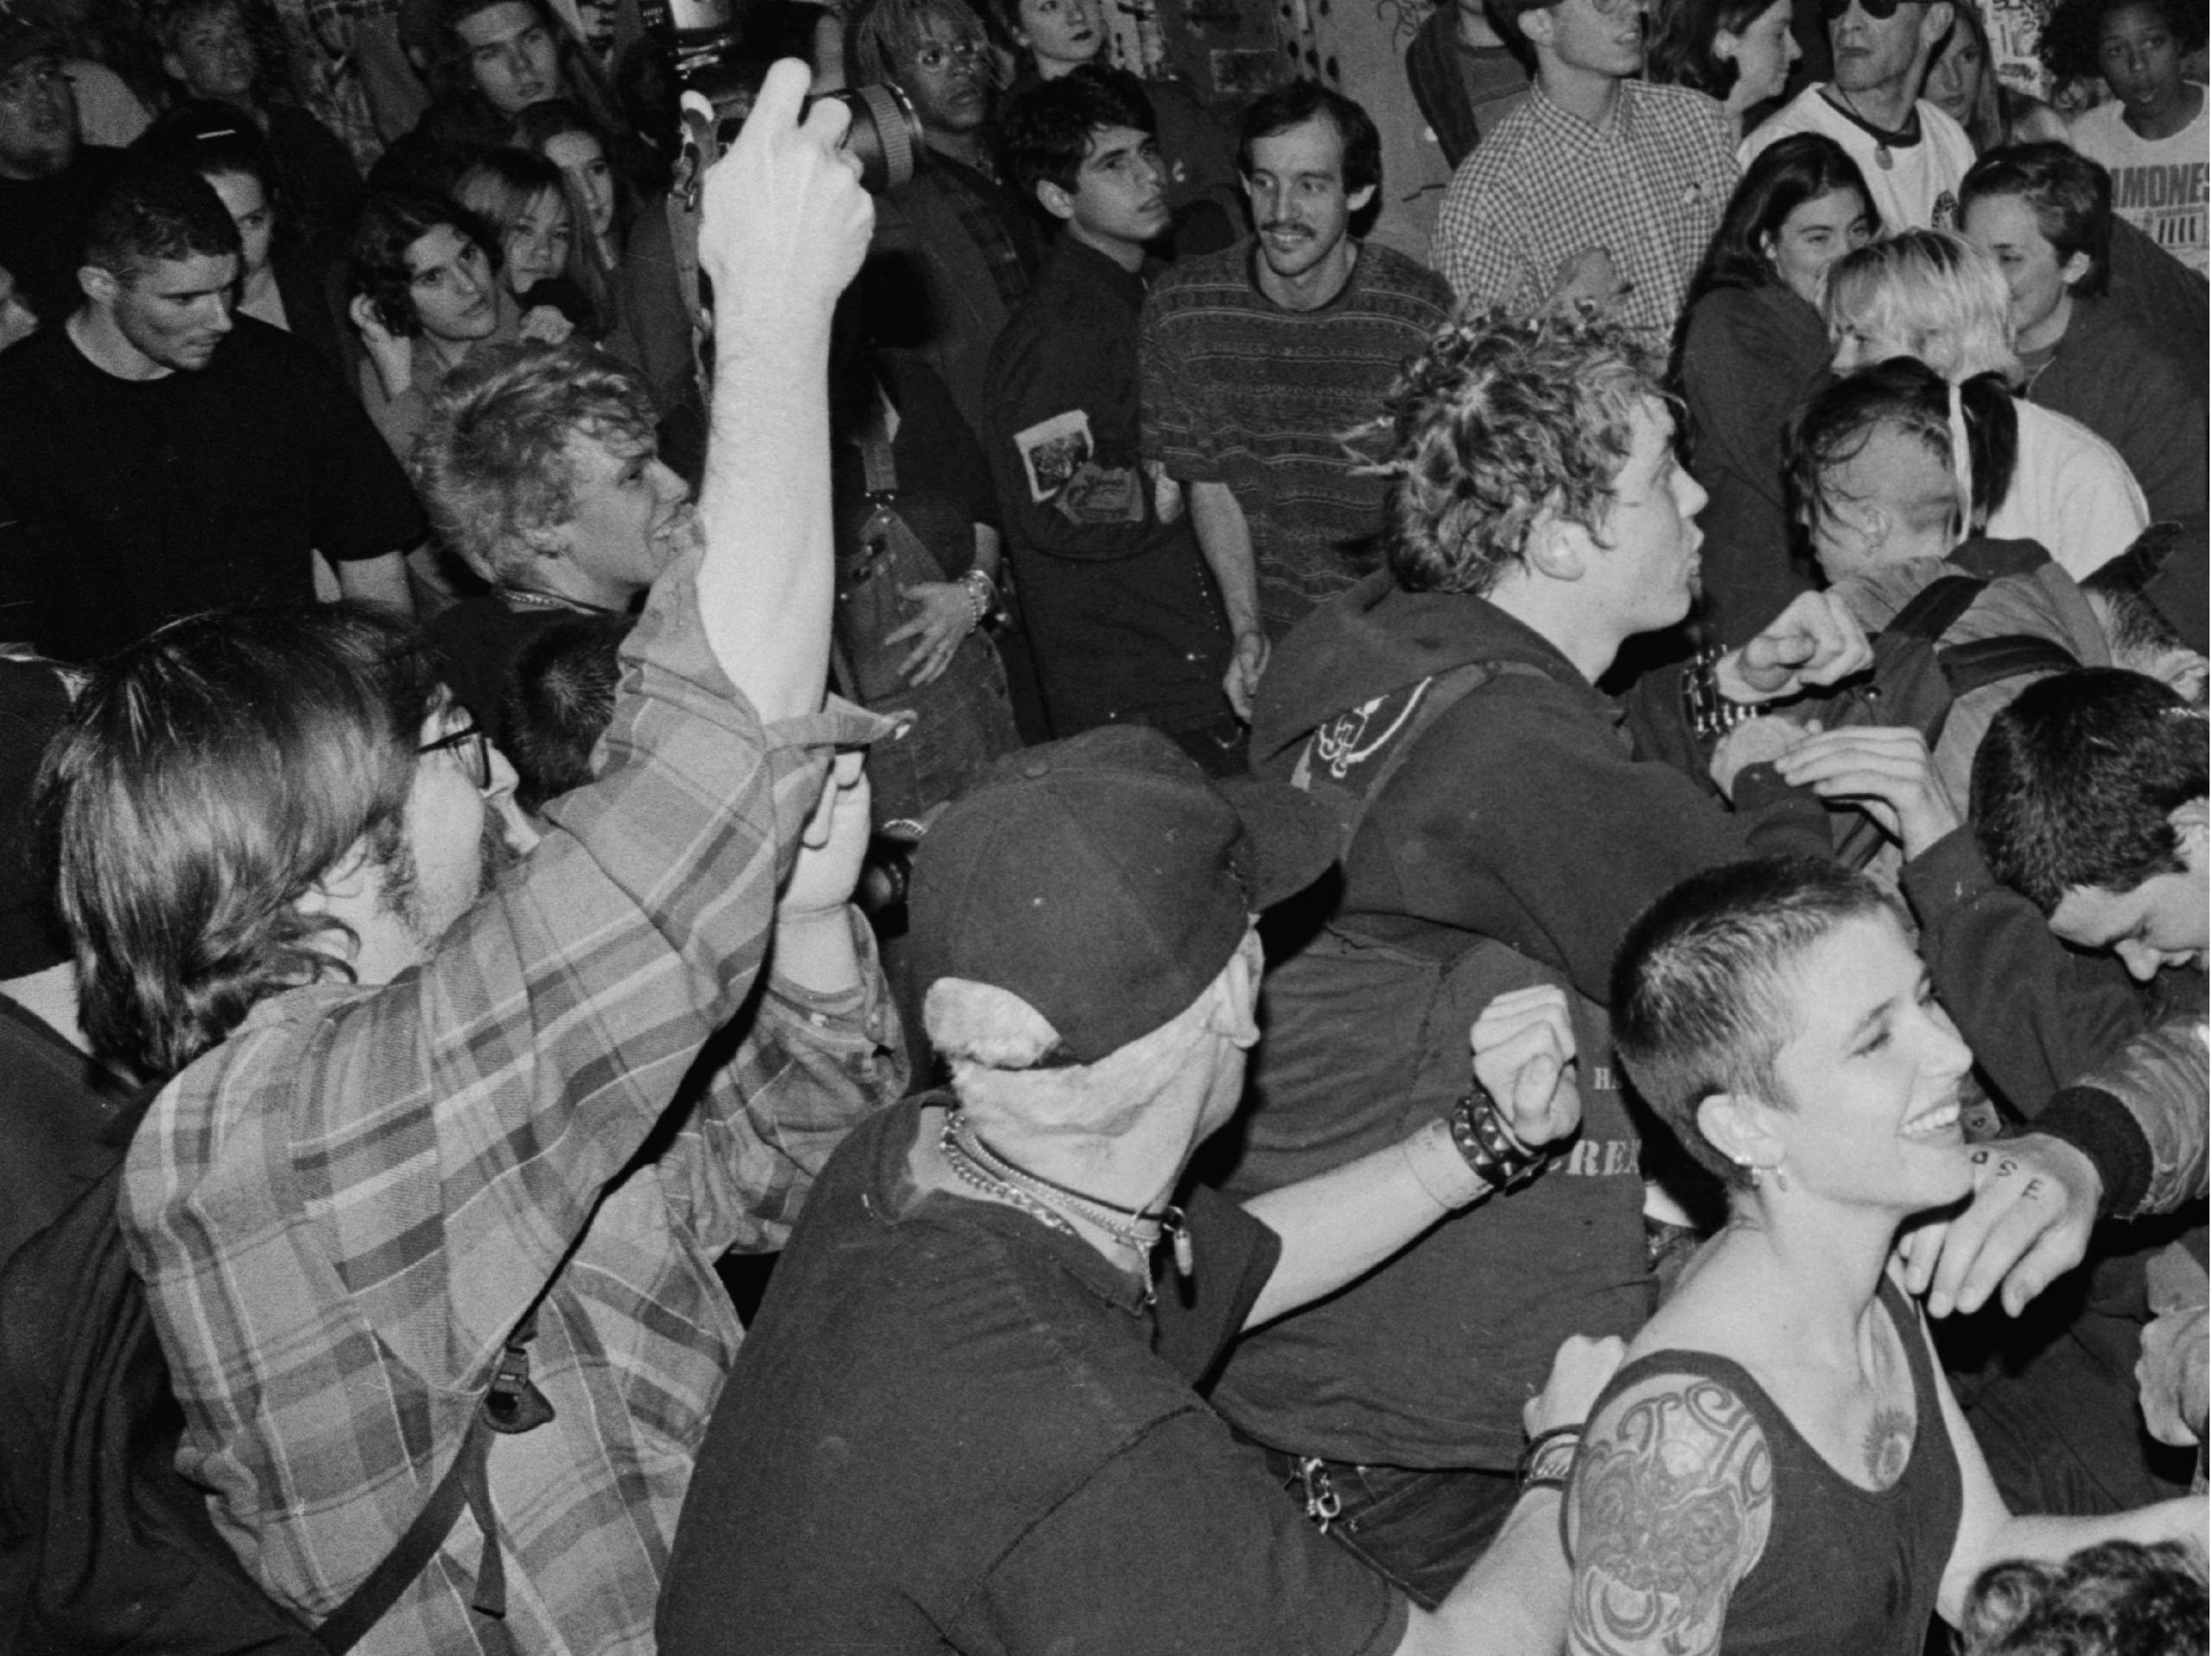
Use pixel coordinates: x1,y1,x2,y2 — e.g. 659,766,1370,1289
642,0,924,199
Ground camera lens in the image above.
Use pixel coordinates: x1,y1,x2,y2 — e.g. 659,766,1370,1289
810,83,925,195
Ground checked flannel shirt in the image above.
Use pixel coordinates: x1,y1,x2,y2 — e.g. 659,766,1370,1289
1430,78,1738,348
120,547,906,1655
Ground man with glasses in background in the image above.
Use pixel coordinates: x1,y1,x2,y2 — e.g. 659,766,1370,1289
845,0,1040,444
1739,0,1972,231
1430,0,1738,348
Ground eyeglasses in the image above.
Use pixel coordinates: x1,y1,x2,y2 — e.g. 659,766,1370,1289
419,718,494,790
1586,0,1652,17
909,37,987,72
1820,0,1909,22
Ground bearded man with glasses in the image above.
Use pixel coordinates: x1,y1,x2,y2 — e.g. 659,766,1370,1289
1740,0,1974,232
1430,0,1739,348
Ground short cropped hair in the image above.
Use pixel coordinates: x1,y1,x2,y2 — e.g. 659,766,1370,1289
82,156,243,279
2038,0,2203,85
1826,228,2020,384
1236,80,1382,200
410,339,658,586
1971,668,2207,911
1355,310,1655,596
499,613,630,812
1961,143,2113,300
41,605,439,1076
1783,356,2018,536
1693,133,1878,299
847,0,995,89
2081,524,2191,662
997,64,1156,201
925,955,1228,1143
348,188,499,339
1961,1540,2208,1656
1612,858,1894,1190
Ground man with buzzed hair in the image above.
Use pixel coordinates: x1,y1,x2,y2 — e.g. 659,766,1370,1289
662,720,1624,1654
0,155,419,662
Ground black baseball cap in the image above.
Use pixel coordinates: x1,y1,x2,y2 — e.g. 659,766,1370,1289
908,726,1338,1064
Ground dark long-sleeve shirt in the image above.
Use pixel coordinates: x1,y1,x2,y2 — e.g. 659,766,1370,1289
987,237,1231,740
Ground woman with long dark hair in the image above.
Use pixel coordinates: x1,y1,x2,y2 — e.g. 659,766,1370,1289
1644,0,1802,143
1675,133,1877,644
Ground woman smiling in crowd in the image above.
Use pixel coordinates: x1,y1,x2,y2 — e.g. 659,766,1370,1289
1675,134,1878,644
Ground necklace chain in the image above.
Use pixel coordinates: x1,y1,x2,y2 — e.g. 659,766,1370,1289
939,1111,1194,1291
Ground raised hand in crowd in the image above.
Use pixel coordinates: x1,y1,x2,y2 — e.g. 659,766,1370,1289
1471,981,1584,1151
348,289,415,402
1714,588,1875,703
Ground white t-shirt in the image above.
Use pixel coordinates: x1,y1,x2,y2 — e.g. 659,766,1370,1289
1740,86,1976,232
2072,89,2209,273
1989,400,2149,579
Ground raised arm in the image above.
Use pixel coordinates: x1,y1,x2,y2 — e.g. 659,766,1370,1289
693,60,874,721
1563,1370,1775,1655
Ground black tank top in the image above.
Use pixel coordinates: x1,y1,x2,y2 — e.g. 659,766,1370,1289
1586,1276,1964,1655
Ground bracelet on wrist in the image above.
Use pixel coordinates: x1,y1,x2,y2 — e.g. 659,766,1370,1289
960,568,997,631
1449,1088,1546,1192
1681,645,1759,743
1517,1424,1582,1491
1401,1115,1493,1211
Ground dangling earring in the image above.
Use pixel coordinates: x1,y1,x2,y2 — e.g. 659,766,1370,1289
1736,1158,1760,1190
1771,1164,1790,1193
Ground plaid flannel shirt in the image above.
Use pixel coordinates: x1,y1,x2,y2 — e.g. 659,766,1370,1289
1430,79,1738,347
120,549,906,1655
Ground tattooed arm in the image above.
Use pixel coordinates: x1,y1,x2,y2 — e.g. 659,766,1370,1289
1564,1371,1776,1656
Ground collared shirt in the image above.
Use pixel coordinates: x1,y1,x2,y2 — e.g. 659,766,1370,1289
120,549,906,1654
1431,77,1738,345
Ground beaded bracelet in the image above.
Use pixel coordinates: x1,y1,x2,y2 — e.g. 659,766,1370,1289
1449,1088,1546,1192
1681,644,1760,742
1518,1424,1581,1494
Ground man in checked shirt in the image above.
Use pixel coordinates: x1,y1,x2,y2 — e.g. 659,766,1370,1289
1428,0,1737,348
39,63,898,1654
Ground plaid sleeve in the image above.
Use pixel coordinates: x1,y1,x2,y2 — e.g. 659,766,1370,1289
1138,291,1224,483
669,909,910,1256
125,549,899,1392
1430,161,1534,316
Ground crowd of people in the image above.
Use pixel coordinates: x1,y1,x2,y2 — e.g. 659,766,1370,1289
0,0,2205,1648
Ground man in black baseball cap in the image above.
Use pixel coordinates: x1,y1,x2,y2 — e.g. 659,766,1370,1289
661,723,1623,1656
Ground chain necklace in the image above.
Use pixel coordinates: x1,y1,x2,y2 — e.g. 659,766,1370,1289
940,1111,1193,1299
1830,83,1909,170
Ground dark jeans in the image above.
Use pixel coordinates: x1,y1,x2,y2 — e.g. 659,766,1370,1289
1252,1444,1522,1611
